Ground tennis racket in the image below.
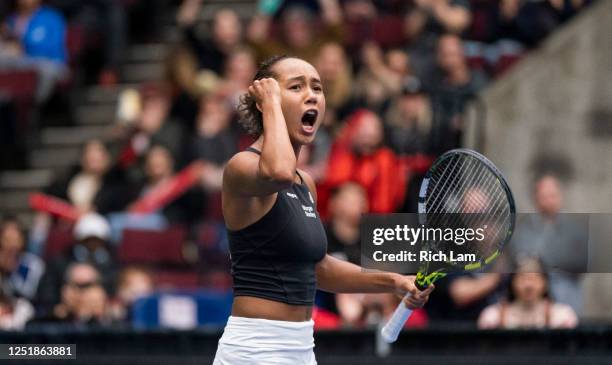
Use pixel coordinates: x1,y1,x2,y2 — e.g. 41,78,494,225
380,148,516,343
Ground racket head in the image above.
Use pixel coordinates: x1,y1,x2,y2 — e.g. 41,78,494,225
415,148,516,289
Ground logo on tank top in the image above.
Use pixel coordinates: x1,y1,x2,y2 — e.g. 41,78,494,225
301,205,317,218
286,192,298,199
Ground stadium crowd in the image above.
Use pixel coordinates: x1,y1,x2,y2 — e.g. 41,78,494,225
0,0,593,331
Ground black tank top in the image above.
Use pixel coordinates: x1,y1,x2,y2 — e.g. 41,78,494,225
226,147,328,305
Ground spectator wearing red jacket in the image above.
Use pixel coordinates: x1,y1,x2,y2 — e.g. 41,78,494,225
319,109,405,218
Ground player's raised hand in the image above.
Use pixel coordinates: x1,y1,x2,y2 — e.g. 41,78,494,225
249,78,281,110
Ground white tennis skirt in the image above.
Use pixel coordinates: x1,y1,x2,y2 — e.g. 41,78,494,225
213,316,317,365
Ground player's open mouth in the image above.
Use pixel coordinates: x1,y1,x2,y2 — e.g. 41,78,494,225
301,109,318,134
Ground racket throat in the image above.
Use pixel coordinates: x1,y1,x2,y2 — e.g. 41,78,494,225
415,271,447,291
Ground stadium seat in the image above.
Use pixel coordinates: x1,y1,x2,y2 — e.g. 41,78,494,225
202,192,223,221
44,224,75,260
66,24,85,66
0,70,38,129
494,53,524,77
371,16,405,48
154,269,201,290
119,226,188,265
0,70,38,100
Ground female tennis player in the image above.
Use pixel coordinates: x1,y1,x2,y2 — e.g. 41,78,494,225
213,55,434,364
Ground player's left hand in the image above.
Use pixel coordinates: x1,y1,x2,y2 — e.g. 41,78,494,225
393,274,434,309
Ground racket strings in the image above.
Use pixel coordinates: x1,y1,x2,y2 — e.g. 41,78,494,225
423,154,512,266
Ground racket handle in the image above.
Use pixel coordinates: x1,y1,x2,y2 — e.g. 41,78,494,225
380,293,413,343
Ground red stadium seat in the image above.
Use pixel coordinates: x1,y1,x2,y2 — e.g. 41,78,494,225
371,16,405,48
204,191,223,221
65,24,85,66
119,226,188,265
466,54,489,73
0,70,38,100
494,53,524,77
346,16,405,50
44,224,75,260
0,70,38,131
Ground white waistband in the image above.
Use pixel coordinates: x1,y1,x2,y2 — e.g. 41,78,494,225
220,316,315,350
227,315,314,328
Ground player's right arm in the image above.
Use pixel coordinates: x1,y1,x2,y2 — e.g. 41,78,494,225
224,78,296,197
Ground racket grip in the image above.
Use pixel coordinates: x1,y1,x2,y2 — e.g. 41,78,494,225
380,293,413,343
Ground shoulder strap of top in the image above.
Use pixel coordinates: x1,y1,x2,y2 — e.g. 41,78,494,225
245,147,261,155
295,170,305,185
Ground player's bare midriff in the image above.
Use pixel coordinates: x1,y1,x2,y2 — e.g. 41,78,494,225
232,296,313,322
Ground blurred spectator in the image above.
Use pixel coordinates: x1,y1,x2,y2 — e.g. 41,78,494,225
0,217,44,301
1,0,68,102
325,183,369,325
110,266,154,322
191,94,238,193
405,0,472,38
478,258,578,329
338,291,414,327
46,139,130,215
164,46,254,132
314,41,353,121
326,183,367,265
498,0,588,47
301,42,353,182
0,286,35,330
219,47,257,108
383,76,432,156
163,45,213,130
427,34,487,154
44,263,111,325
247,0,344,64
319,109,405,216
342,0,407,52
3,0,66,64
463,3,526,78
383,76,435,212
426,272,504,323
49,0,127,85
133,145,204,224
117,84,187,169
353,43,411,113
109,145,205,243
36,213,117,314
343,0,378,23
177,2,244,75
510,174,586,314
162,45,254,142
404,0,471,79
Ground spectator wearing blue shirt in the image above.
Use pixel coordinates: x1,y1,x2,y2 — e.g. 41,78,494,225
1,0,68,102
7,1,67,63
0,217,45,302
